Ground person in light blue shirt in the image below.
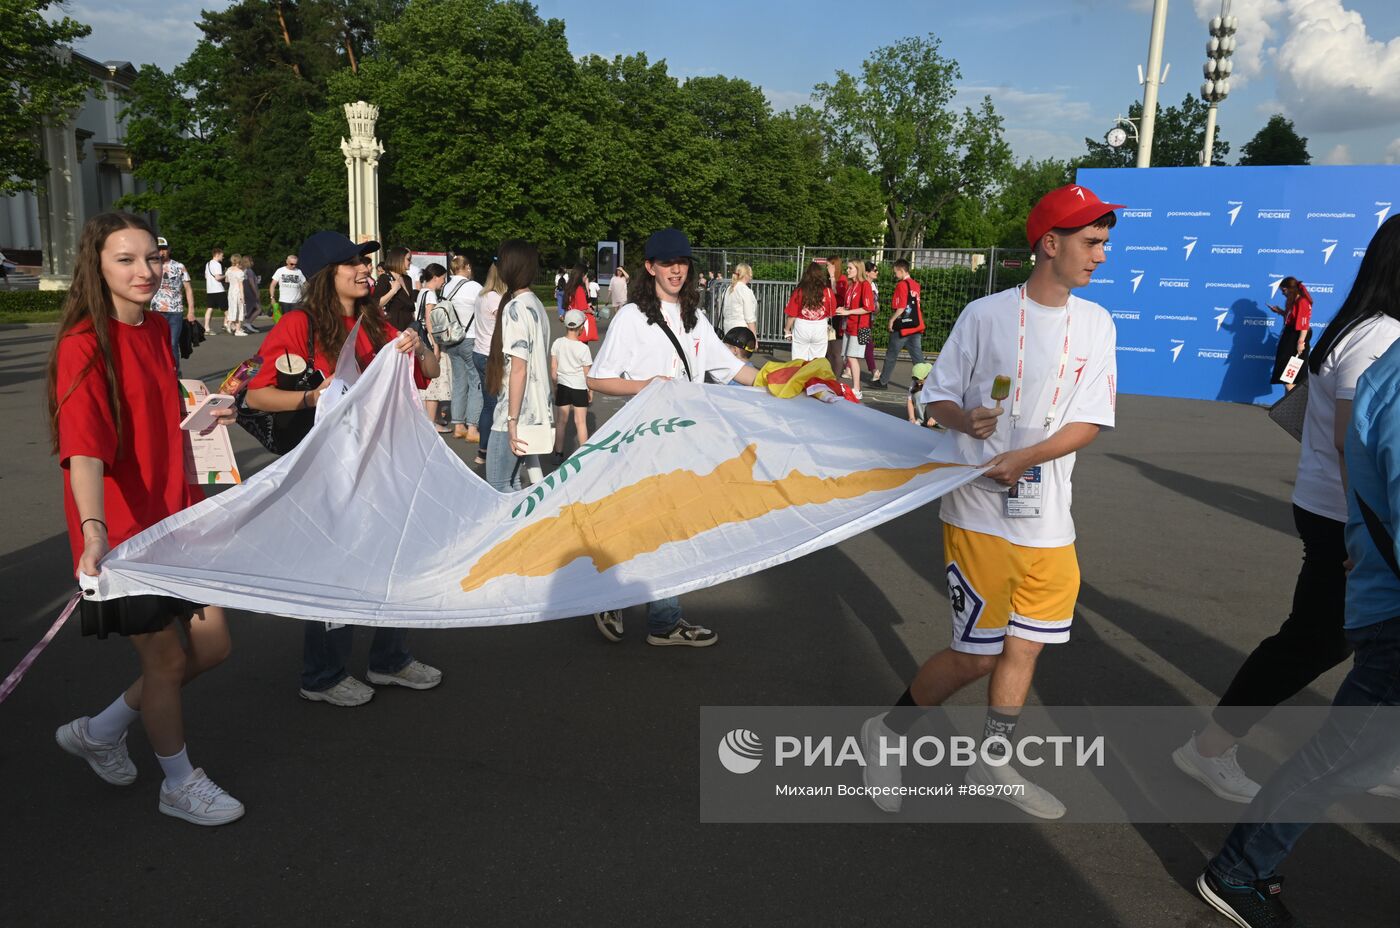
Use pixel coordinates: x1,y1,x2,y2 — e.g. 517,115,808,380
1197,337,1400,927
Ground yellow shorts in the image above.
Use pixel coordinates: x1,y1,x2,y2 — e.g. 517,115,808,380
942,524,1080,655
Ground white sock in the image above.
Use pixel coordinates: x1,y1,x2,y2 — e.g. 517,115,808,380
156,746,195,788
87,694,140,744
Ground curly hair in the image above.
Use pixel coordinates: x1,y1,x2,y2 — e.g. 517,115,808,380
299,262,391,369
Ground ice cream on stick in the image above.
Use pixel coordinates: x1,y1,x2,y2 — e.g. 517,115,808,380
991,374,1011,408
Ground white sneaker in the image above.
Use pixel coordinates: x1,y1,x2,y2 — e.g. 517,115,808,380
1172,734,1260,804
366,660,442,690
965,757,1066,820
859,712,903,813
299,675,375,706
233,329,249,337
1367,765,1400,799
55,716,137,786
159,768,244,826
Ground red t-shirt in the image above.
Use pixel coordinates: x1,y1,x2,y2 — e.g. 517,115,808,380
1285,295,1312,332
56,313,201,572
569,285,590,311
784,287,836,321
246,311,429,391
891,277,920,310
841,279,875,336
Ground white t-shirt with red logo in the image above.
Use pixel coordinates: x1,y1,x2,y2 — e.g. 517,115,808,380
920,287,1117,547
591,301,742,384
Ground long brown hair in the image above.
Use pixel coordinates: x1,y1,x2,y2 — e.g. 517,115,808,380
797,261,830,311
298,262,390,369
566,263,588,303
485,240,541,396
47,212,156,455
635,257,700,332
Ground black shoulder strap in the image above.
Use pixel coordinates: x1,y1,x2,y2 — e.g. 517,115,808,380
1356,491,1400,580
653,317,693,382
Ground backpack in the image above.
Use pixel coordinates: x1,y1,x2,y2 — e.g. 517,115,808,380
430,278,471,348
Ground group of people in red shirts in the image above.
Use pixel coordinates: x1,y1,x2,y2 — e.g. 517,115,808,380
782,255,925,400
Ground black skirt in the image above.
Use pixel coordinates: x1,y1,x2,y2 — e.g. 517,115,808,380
80,594,199,639
1271,324,1311,385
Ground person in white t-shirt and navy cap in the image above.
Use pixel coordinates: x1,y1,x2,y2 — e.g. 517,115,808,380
587,227,761,647
858,183,1121,819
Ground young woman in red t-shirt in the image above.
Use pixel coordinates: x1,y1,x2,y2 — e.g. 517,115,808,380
565,263,598,343
1268,276,1314,392
783,261,837,362
835,259,874,400
49,212,244,826
244,230,443,708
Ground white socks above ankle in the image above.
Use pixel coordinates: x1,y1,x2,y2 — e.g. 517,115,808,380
156,746,195,788
87,694,140,743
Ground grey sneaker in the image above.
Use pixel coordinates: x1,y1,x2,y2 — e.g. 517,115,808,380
594,610,624,642
646,620,718,648
1173,734,1261,804
1368,764,1400,799
159,768,244,826
965,757,1067,820
367,660,442,690
55,716,137,786
859,712,903,813
299,675,375,706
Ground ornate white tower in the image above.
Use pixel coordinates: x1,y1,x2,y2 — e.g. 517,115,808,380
340,101,384,246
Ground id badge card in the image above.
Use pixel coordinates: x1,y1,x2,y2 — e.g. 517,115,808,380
1004,465,1043,518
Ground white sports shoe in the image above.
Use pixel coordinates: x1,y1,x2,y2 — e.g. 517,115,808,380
859,713,903,813
965,757,1067,820
159,768,244,826
1172,734,1261,804
366,660,442,690
300,675,375,706
55,717,137,786
1367,765,1400,800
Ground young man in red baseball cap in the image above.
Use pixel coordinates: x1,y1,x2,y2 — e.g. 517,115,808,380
859,183,1122,819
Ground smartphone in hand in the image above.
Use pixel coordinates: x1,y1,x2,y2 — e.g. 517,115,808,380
179,394,236,432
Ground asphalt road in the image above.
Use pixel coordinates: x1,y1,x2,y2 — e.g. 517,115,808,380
1,318,1396,927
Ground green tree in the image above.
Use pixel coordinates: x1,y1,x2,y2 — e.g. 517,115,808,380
1080,95,1229,168
122,0,399,263
813,34,1010,253
1237,114,1310,166
1,1,96,195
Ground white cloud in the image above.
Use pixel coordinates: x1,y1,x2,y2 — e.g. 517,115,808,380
1319,142,1352,163
764,88,812,113
65,1,210,71
1191,0,1288,87
1386,138,1400,163
958,85,1096,124
1274,0,1400,132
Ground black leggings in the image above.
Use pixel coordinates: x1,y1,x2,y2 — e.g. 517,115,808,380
1213,504,1353,736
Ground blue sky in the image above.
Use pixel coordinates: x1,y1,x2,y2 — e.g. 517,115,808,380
68,0,1400,165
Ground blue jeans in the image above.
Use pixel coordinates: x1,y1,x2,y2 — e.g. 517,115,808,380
301,622,413,692
485,431,530,491
444,340,480,427
159,312,183,373
877,331,925,385
647,597,683,635
1208,617,1400,883
473,352,497,451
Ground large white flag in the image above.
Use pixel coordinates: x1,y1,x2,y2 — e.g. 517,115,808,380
89,347,985,627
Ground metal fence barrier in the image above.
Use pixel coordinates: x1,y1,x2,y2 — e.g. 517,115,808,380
698,248,1033,355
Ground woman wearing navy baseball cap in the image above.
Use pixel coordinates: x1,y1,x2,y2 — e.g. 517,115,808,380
244,230,446,707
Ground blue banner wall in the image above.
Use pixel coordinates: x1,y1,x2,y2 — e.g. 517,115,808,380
1074,165,1400,403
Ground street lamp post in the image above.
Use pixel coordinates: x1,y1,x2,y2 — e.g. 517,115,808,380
1137,0,1170,168
1200,0,1237,166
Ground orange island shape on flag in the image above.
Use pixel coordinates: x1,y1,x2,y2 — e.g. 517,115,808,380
459,443,955,593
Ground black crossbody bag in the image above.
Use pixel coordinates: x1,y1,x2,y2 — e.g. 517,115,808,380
650,317,693,382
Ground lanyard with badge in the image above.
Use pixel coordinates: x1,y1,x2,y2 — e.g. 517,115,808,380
1004,286,1071,519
